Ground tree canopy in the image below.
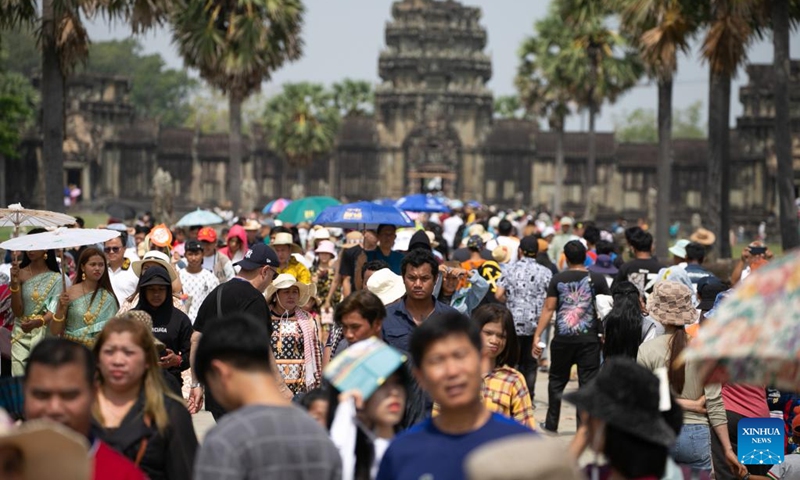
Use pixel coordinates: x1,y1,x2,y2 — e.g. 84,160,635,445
613,101,706,143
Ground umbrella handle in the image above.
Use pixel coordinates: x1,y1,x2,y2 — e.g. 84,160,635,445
60,250,66,291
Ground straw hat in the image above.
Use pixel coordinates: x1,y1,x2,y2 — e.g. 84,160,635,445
689,228,716,246
0,414,91,480
271,232,302,254
243,219,261,231
647,280,699,326
466,436,582,480
132,250,178,281
366,268,406,306
265,274,312,306
492,245,511,264
342,231,363,249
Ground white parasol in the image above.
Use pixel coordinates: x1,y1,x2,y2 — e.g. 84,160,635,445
0,228,120,289
0,204,76,235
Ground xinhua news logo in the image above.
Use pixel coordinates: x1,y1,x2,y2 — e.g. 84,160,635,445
738,418,785,466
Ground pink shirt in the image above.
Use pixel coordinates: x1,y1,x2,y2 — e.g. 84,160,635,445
722,384,769,419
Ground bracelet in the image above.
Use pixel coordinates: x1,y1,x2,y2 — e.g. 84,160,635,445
190,383,202,389
52,314,65,322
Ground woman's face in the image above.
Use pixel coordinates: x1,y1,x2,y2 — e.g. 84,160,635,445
26,250,44,262
442,271,462,296
98,331,147,391
82,255,106,282
364,373,406,429
277,286,300,311
317,252,333,264
480,320,506,360
144,285,168,308
307,399,329,429
227,237,241,253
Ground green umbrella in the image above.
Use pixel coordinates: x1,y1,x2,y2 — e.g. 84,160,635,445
276,196,341,224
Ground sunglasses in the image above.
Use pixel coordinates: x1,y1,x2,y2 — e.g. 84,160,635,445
106,247,122,253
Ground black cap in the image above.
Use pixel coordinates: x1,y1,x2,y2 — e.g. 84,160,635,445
519,235,539,257
234,243,279,271
185,240,203,252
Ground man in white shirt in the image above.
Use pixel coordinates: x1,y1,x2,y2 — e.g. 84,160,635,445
179,240,219,323
494,219,520,263
442,212,464,250
104,233,138,302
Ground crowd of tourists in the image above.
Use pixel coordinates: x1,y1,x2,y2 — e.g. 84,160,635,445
0,205,797,480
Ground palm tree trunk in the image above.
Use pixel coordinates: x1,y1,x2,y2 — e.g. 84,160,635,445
773,0,799,251
41,0,65,212
554,120,565,215
655,78,672,260
228,93,243,214
707,70,732,259
587,104,597,189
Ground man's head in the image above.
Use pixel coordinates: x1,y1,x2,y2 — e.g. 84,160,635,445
103,234,126,267
583,225,600,248
134,225,150,247
334,290,387,346
363,229,378,250
560,216,574,233
685,242,705,265
24,339,96,437
595,239,615,256
234,243,279,292
401,249,438,302
184,240,204,269
564,240,587,266
195,314,274,411
197,227,218,256
518,235,539,259
409,311,483,411
497,219,513,237
627,228,653,254
376,224,397,250
362,259,390,287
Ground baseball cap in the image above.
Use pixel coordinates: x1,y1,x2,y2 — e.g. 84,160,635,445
185,240,203,252
466,235,484,251
235,243,279,271
519,235,539,257
197,227,217,243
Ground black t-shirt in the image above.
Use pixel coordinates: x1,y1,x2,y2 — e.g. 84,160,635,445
613,258,665,293
148,308,193,383
546,270,611,344
338,245,362,292
194,278,271,336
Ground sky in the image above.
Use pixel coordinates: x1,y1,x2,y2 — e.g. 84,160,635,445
86,0,800,132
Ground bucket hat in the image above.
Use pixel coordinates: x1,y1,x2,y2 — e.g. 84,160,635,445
588,254,618,275
314,240,337,257
563,356,677,448
271,232,302,254
648,280,699,326
366,268,406,306
669,239,690,259
133,250,178,281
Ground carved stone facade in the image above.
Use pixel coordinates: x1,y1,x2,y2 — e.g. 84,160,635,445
6,0,800,228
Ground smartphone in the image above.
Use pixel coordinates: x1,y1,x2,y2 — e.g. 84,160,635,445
750,246,767,255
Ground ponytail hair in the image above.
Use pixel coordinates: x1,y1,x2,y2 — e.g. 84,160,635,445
667,327,688,394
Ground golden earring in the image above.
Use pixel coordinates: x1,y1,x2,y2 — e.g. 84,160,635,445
43,253,48,260
81,272,86,281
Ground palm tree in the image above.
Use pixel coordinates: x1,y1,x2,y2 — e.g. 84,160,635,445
516,13,573,215
493,95,529,120
332,79,373,117
560,0,644,191
615,0,699,258
263,82,339,197
700,0,766,259
172,0,304,214
1,0,168,211
772,0,800,251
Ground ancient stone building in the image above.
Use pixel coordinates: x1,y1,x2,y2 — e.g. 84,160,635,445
7,0,800,229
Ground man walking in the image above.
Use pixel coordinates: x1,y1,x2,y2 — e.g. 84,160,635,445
190,243,290,418
533,240,610,434
179,240,219,323
613,227,664,293
495,235,552,399
105,233,138,302
194,314,341,480
198,227,235,283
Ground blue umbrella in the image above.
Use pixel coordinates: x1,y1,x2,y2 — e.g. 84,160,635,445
314,201,414,229
372,198,397,207
175,208,224,227
394,194,450,213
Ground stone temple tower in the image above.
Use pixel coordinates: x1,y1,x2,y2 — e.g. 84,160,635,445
375,0,493,200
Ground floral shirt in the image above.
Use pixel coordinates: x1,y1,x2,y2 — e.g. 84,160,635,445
497,257,552,336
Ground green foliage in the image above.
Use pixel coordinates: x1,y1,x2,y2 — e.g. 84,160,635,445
264,82,339,169
613,101,707,143
81,39,197,127
493,95,532,120
331,79,373,117
0,26,39,77
0,70,37,158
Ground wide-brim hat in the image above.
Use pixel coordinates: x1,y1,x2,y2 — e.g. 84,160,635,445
132,250,178,281
243,219,261,231
492,246,511,264
265,274,312,306
563,357,676,448
315,240,338,258
366,268,406,306
0,417,91,480
342,231,363,249
690,228,716,246
466,436,583,480
271,232,303,254
648,280,699,326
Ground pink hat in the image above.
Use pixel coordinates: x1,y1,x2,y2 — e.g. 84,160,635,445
315,240,337,257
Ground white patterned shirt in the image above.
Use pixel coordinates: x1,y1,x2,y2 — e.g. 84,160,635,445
497,257,553,336
178,268,219,323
